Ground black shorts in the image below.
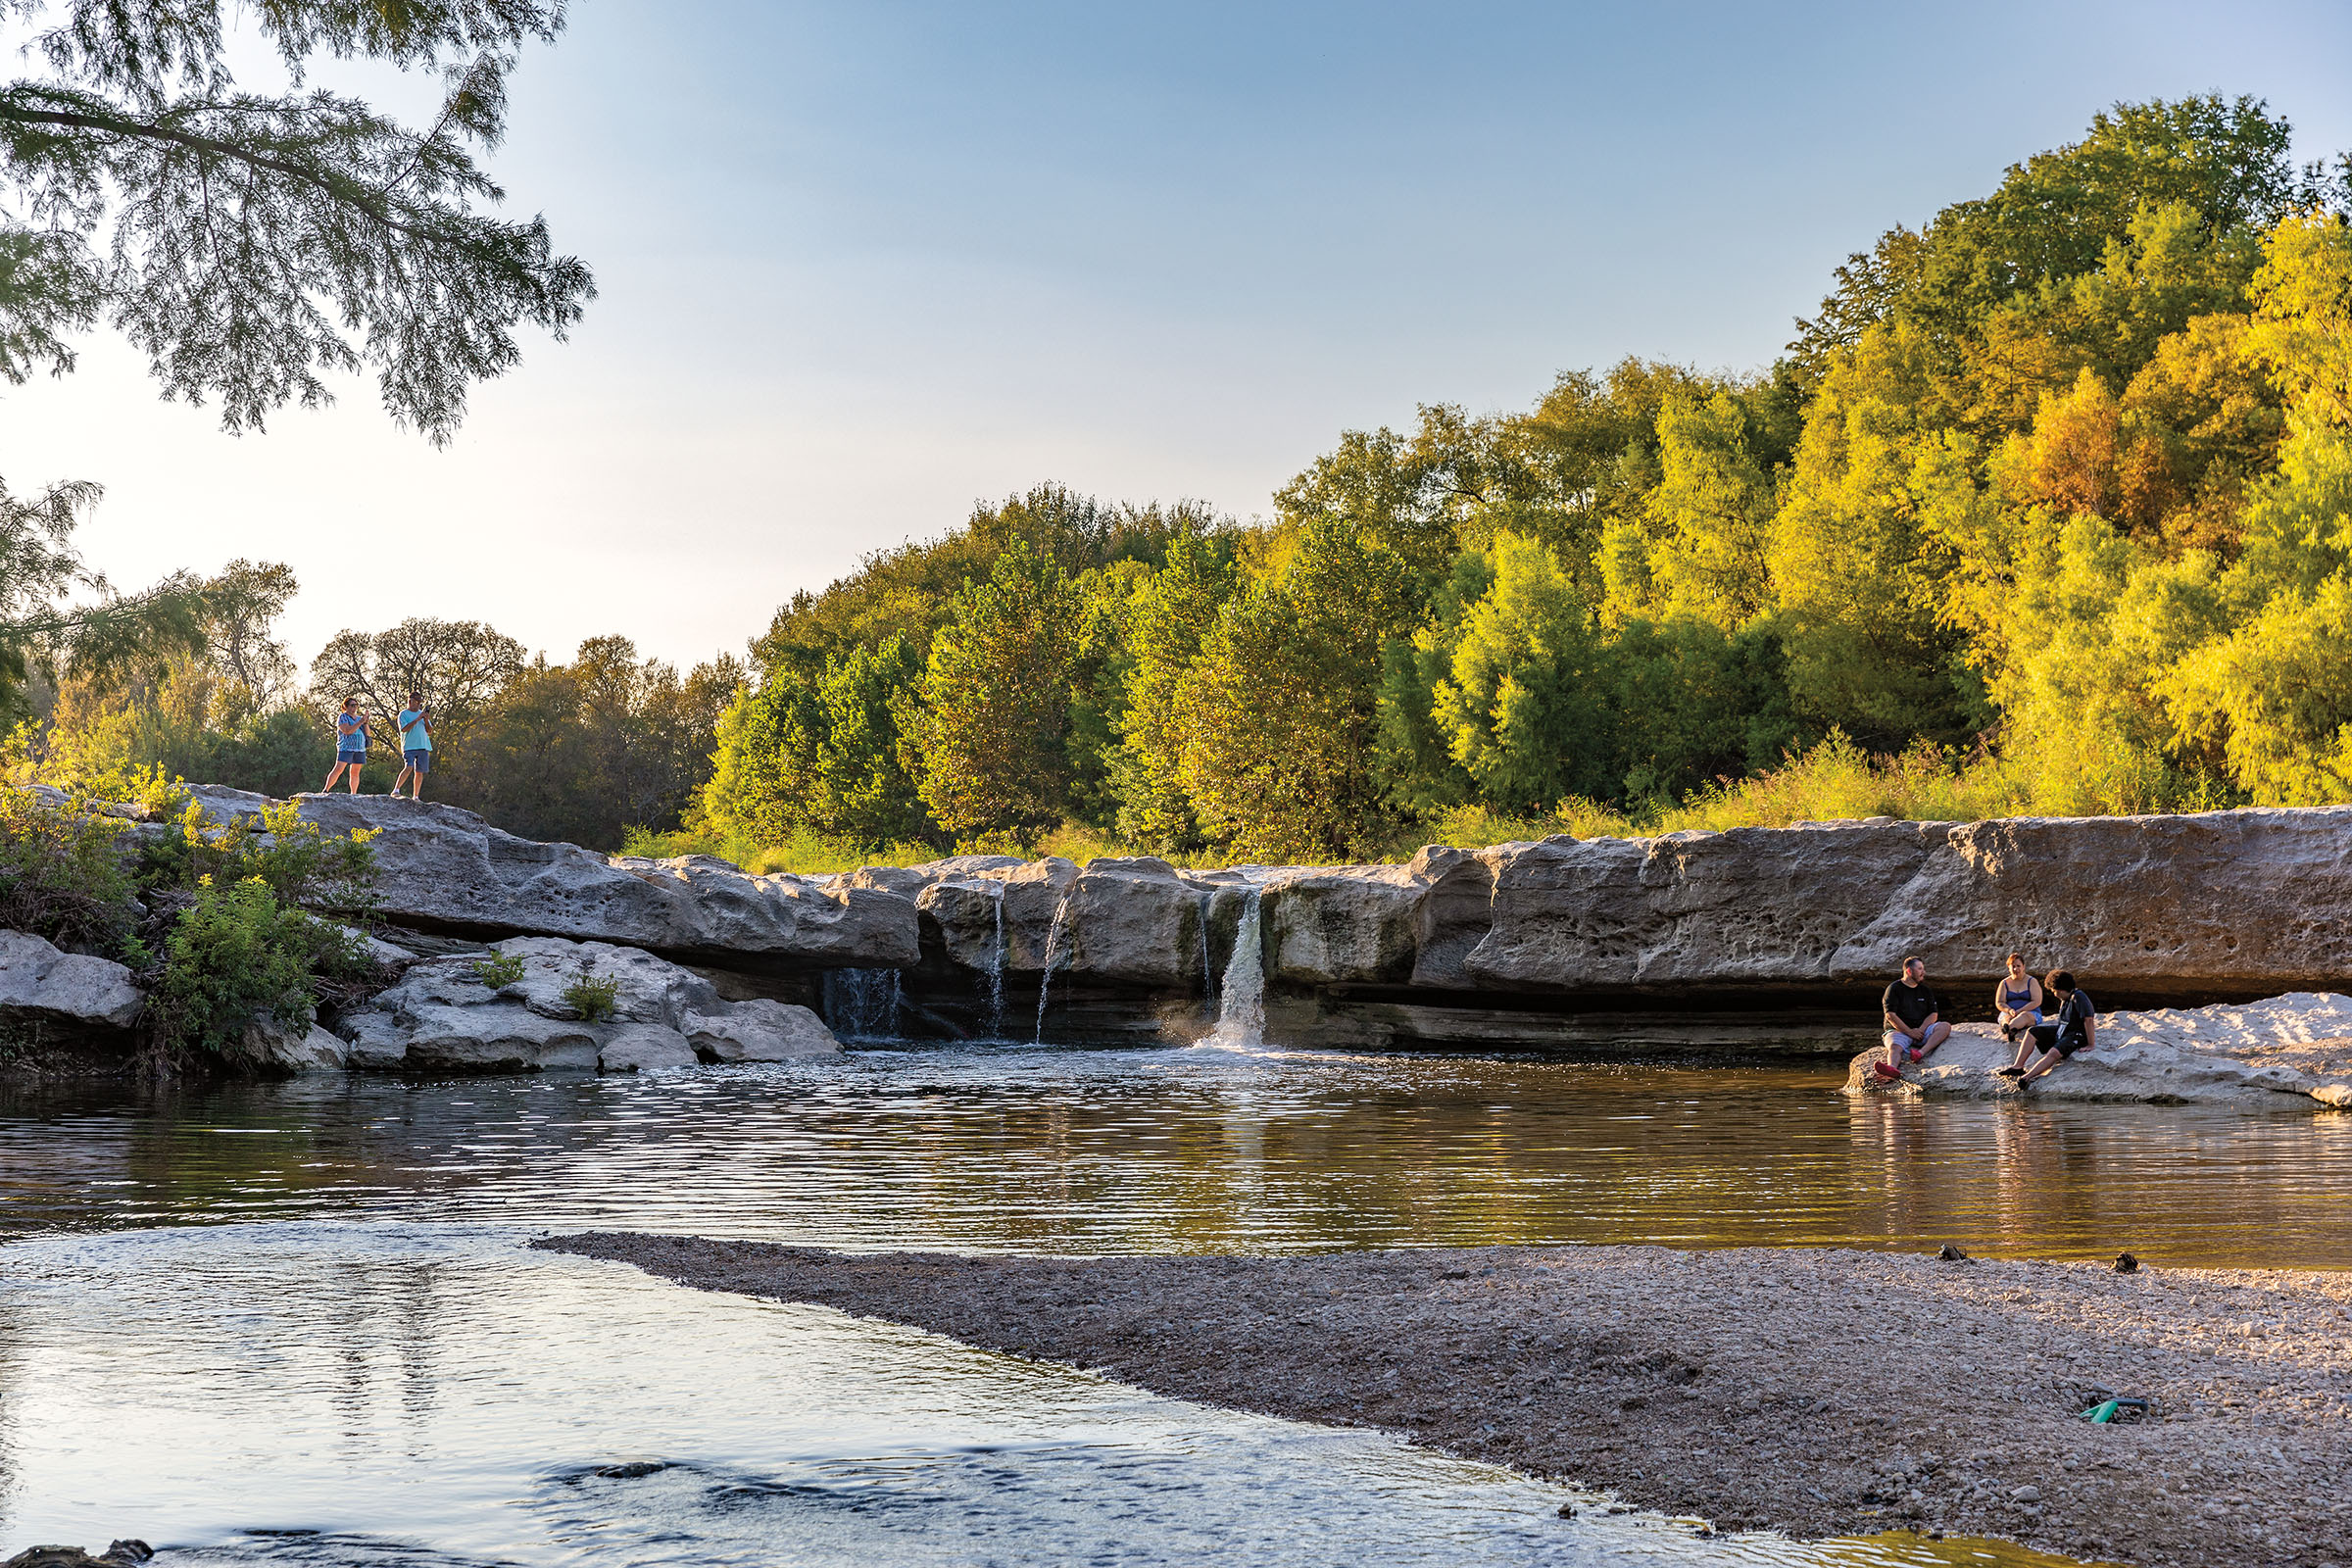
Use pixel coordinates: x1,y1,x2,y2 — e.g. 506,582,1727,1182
2029,1022,2085,1057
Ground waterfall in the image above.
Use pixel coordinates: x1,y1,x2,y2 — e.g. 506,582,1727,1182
984,884,1007,1039
823,968,903,1040
1033,892,1073,1044
1207,889,1264,1048
1196,891,1216,1015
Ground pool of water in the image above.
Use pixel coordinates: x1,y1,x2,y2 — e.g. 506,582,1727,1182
8,1038,2336,1567
5,1042,2348,1264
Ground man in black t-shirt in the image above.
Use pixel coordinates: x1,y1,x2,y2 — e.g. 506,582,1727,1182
1871,956,1951,1082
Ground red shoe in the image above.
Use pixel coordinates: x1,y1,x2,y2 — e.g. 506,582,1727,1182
1871,1061,1903,1082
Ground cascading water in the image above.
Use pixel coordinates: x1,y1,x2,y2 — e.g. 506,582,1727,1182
1206,888,1265,1048
1032,892,1073,1044
984,884,1008,1038
1196,892,1216,1015
823,968,903,1040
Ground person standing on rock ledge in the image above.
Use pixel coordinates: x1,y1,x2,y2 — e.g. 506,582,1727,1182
319,697,370,795
1873,956,1950,1082
391,690,433,802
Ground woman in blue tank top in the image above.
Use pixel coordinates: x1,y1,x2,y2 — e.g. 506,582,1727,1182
1993,951,2042,1049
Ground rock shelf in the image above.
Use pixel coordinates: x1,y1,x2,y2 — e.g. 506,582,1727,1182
1846,993,2352,1108
538,1232,2352,1568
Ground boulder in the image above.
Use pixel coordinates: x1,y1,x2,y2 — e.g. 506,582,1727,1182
234,1010,351,1072
333,936,842,1072
1844,992,2352,1107
0,929,143,1030
177,790,920,972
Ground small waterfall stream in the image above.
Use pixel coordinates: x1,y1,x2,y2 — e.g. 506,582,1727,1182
1207,889,1265,1048
823,968,904,1040
983,884,1008,1039
1032,892,1073,1044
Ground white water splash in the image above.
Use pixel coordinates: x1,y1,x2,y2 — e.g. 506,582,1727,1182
1206,889,1264,1048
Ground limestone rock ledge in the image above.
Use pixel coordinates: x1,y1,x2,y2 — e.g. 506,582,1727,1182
1844,992,2352,1108
0,928,143,1030
334,936,841,1073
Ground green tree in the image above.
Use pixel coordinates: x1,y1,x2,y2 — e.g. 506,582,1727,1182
1174,521,1415,861
1432,534,1611,812
909,541,1081,842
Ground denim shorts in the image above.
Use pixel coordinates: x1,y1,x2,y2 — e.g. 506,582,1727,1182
337,750,367,763
404,750,431,774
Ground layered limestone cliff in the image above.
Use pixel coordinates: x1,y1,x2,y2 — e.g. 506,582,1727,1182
146,789,2352,1060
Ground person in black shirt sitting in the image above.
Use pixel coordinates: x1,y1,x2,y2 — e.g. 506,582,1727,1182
1998,970,2096,1088
1871,956,1951,1082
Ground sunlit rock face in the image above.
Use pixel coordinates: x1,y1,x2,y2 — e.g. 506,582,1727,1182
182,787,920,970
163,786,2352,1057
333,935,840,1073
1844,993,2352,1108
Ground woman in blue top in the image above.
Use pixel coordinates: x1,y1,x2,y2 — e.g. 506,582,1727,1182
1992,952,2043,1056
321,697,370,795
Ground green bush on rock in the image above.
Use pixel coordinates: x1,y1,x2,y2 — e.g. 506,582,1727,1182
0,786,147,962
151,876,369,1060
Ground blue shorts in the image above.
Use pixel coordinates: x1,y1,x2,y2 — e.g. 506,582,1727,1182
404,750,431,774
337,749,367,763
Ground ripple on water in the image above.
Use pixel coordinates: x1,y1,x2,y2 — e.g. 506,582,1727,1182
2,1222,2098,1567
3,1043,2351,1265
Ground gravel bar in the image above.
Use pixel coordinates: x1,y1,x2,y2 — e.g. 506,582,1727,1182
534,1234,2352,1568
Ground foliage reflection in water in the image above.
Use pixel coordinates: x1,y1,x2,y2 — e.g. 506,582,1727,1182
2,1041,2348,1266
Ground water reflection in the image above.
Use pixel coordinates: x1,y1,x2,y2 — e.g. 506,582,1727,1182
1,1042,2346,1266
1,1223,2105,1568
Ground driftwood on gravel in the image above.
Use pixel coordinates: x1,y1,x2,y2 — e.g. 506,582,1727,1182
537,1232,2352,1568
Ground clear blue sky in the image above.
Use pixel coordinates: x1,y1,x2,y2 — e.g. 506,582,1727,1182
5,0,2349,672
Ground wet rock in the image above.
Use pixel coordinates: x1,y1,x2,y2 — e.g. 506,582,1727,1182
333,937,841,1072
0,929,143,1030
2,1544,152,1568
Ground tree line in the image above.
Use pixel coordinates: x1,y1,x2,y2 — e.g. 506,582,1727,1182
11,86,2352,867
693,96,2352,863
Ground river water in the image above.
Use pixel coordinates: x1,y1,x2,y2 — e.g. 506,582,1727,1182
7,1039,2344,1566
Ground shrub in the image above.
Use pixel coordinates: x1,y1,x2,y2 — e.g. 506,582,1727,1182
470,953,526,990
152,875,368,1058
146,799,379,919
563,964,620,1022
0,786,146,960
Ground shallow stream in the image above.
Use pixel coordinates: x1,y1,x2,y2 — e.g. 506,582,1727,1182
7,1039,2346,1565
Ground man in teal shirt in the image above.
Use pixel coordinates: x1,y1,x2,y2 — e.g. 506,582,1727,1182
391,690,433,801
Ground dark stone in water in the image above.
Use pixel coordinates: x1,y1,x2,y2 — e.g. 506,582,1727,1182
1936,1244,1972,1263
3,1544,153,1568
594,1459,670,1479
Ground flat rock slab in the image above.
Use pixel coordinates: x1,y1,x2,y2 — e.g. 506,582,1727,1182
1848,993,2352,1107
539,1232,2352,1568
181,786,919,970
336,936,841,1073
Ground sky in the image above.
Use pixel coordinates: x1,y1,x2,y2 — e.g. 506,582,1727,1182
3,0,2349,673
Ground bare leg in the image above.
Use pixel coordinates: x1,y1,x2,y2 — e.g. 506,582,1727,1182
321,761,348,793
1915,1020,1952,1061
390,764,413,798
410,768,425,801
2019,1047,2062,1083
